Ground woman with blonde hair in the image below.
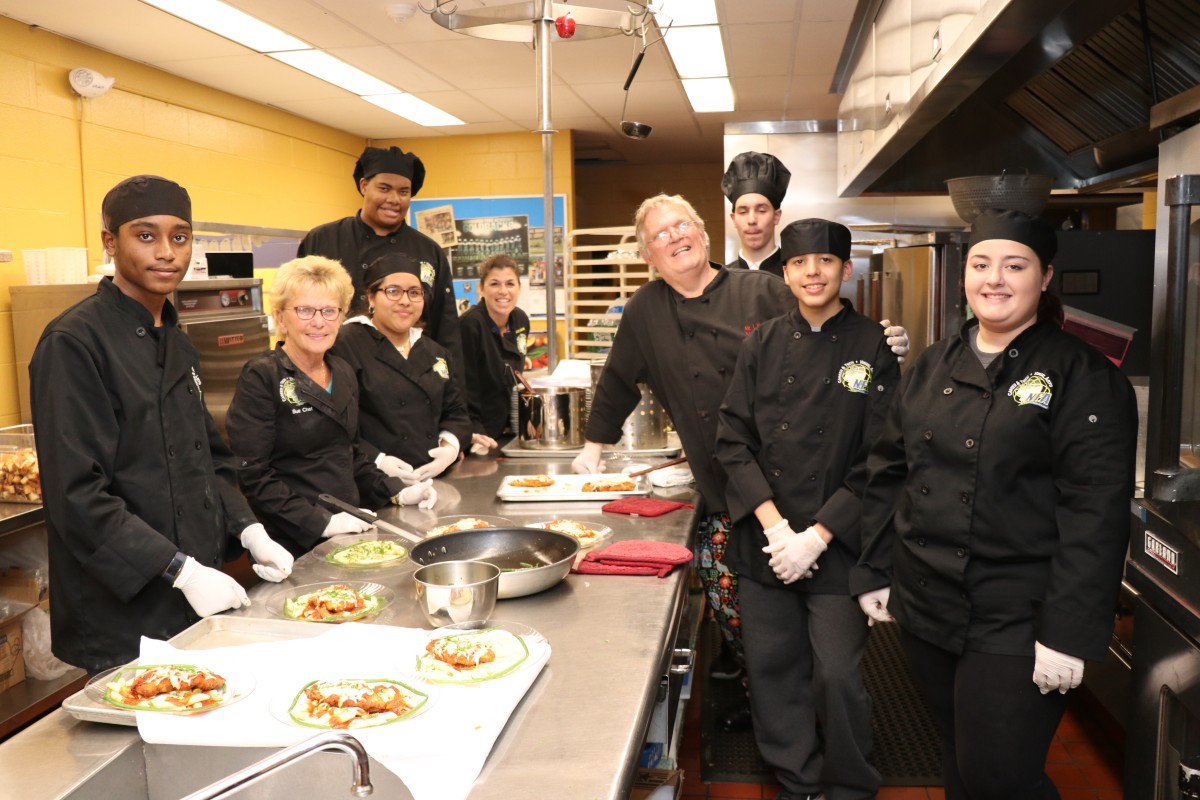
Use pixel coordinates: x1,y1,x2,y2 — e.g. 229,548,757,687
227,255,436,557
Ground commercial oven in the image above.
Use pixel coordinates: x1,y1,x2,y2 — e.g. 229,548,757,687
172,278,270,438
1125,117,1200,798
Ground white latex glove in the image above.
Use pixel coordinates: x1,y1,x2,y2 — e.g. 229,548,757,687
572,441,604,474
238,523,293,582
761,519,812,580
412,443,460,481
375,452,418,483
323,511,372,538
1033,641,1085,695
471,433,499,453
394,478,438,510
173,557,249,617
880,319,910,363
763,524,827,584
858,586,894,626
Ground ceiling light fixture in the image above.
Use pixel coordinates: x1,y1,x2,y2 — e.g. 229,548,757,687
681,77,735,113
662,26,727,79
651,0,718,28
139,0,306,52
363,94,465,127
268,50,399,96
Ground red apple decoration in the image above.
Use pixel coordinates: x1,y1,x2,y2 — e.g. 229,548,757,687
555,14,576,39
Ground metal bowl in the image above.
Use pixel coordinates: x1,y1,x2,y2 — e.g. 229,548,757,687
945,171,1054,223
410,527,580,599
413,560,500,628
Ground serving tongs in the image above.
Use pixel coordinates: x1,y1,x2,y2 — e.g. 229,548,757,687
625,456,688,478
318,493,424,546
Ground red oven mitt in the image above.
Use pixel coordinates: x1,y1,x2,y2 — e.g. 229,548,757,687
601,497,694,517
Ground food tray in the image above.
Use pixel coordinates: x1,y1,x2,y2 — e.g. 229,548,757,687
499,430,681,460
0,424,40,504
496,473,650,502
61,616,325,726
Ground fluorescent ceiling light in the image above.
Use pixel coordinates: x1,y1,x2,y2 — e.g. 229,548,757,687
663,26,727,79
363,94,465,127
269,51,399,96
652,0,718,27
140,0,307,52
682,78,734,112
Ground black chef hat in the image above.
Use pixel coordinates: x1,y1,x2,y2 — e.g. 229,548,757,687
363,252,433,293
968,209,1057,266
780,218,852,263
354,146,426,196
102,175,191,232
721,151,791,209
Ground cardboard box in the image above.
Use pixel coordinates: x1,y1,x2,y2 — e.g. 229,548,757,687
629,768,683,800
0,570,39,692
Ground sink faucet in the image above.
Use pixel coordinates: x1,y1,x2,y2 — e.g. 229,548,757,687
178,731,373,799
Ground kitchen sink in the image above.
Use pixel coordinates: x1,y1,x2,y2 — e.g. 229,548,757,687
61,741,415,800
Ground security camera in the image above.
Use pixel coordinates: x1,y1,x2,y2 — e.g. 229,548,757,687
69,67,115,98
387,3,417,23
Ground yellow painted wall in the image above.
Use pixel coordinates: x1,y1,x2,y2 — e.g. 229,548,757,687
575,161,724,235
0,17,577,424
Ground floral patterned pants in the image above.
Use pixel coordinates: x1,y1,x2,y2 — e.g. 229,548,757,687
694,511,743,663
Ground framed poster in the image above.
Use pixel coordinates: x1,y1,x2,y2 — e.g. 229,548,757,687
415,204,459,248
409,194,568,319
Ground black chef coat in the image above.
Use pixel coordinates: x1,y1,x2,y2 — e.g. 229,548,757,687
586,265,794,508
853,319,1137,660
226,345,402,556
726,248,784,278
459,301,529,440
297,213,462,371
716,301,899,593
330,319,472,471
30,278,256,672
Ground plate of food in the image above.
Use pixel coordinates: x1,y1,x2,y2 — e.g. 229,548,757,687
312,532,410,570
526,519,613,548
87,663,252,714
417,514,514,538
267,581,393,623
278,677,433,730
414,621,540,684
495,473,649,502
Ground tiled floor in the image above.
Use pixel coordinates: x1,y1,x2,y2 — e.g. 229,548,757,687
676,673,1125,800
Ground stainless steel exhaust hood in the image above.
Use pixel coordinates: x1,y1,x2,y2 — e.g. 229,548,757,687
836,0,1200,196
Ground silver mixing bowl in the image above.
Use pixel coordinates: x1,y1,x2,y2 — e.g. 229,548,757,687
413,560,500,628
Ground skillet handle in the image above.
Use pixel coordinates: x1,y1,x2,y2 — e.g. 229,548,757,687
318,493,378,523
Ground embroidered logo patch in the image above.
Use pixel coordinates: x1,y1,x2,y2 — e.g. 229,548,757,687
1008,372,1053,410
420,261,436,288
279,377,303,406
837,360,873,394
432,357,449,380
516,332,528,356
190,366,203,399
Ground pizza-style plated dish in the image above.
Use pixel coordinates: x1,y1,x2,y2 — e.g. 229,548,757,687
581,476,636,492
104,664,228,712
415,627,530,684
283,584,383,622
288,679,428,729
326,539,408,567
508,474,555,488
426,517,494,537
541,519,603,546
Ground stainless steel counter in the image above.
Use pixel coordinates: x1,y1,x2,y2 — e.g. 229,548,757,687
0,455,699,799
0,503,42,539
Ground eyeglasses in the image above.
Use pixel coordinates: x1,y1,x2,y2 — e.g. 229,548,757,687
649,219,696,245
289,306,341,321
378,285,425,302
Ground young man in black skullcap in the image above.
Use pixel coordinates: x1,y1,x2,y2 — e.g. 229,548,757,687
716,218,897,800
722,151,791,278
30,175,294,673
298,145,462,374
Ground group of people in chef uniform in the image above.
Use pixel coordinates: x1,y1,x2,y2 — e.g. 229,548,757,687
28,141,1135,800
575,152,1136,800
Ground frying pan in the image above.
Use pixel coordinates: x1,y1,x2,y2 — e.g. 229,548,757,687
318,494,579,598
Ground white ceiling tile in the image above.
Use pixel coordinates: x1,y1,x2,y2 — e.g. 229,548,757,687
719,0,808,24
725,23,796,78
225,0,376,48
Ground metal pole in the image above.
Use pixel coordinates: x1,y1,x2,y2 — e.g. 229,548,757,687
534,0,559,371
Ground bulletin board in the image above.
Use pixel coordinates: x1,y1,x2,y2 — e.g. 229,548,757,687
409,194,567,320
